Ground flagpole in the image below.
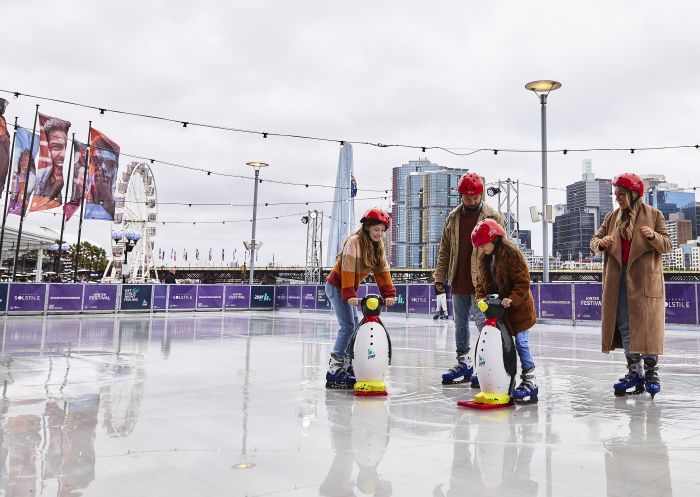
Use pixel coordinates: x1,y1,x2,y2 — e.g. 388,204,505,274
0,117,19,273
55,133,75,274
12,105,39,282
73,121,91,282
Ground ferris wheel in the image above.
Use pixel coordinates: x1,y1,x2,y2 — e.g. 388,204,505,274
103,161,158,282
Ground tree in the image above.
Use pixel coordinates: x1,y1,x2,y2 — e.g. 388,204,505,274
71,242,108,272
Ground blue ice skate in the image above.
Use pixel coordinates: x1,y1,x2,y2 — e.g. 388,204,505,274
442,355,473,385
513,367,538,404
644,358,660,399
326,354,356,389
613,360,644,396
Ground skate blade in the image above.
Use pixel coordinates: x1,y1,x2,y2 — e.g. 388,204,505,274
325,381,355,390
514,395,538,405
613,385,645,397
442,377,469,385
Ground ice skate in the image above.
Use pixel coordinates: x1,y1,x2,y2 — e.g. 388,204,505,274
441,353,473,385
513,366,538,404
644,357,660,399
613,358,644,396
326,354,355,389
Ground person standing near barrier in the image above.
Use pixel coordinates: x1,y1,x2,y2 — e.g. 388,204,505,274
433,284,449,320
324,208,396,389
433,172,504,385
590,173,671,398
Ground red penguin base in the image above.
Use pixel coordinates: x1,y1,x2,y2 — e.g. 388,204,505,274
355,390,388,397
457,400,514,410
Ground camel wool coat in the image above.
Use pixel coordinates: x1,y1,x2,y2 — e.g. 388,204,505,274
590,203,671,354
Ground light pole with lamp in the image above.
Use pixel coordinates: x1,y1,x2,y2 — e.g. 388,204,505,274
525,80,561,283
245,161,269,285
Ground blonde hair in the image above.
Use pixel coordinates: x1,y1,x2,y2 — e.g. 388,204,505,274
614,188,643,240
336,221,386,268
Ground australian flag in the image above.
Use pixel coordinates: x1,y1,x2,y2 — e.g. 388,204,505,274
350,175,357,197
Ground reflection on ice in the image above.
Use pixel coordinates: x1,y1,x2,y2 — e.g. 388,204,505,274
0,312,697,496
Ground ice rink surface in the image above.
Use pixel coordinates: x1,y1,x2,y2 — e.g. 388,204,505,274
0,310,698,496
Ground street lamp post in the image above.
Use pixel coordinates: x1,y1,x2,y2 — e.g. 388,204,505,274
245,162,269,285
525,80,561,283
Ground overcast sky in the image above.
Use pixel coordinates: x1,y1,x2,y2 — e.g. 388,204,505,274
3,1,700,268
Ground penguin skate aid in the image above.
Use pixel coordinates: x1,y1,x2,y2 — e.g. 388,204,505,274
324,208,396,390
590,172,670,400
347,295,392,396
458,218,539,407
433,172,504,387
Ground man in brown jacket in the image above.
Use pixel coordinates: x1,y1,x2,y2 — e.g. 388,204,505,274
433,172,504,384
590,173,671,398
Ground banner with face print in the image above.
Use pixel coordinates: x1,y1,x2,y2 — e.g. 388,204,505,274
30,113,71,211
0,98,10,191
63,140,87,221
84,128,120,220
8,127,40,215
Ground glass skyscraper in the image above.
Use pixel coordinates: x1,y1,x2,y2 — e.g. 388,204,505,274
649,190,697,239
326,144,356,266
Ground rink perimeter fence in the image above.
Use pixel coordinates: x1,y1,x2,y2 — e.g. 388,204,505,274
0,282,698,326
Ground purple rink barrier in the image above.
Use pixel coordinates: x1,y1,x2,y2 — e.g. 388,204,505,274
197,285,224,310
153,285,168,310
665,283,697,325
275,285,288,309
0,283,8,312
385,284,406,313
250,285,274,309
574,284,603,321
316,285,331,310
83,284,118,311
7,283,47,312
408,284,430,314
168,284,197,310
47,284,83,311
301,285,317,310
286,285,301,309
539,284,573,320
225,285,250,309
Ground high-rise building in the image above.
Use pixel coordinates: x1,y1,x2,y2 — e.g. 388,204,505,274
649,188,697,239
667,212,693,248
326,144,356,266
553,161,612,260
390,158,443,267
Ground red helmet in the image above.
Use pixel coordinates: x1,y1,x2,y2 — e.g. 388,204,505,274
612,173,644,196
360,208,391,227
458,173,484,195
471,219,506,247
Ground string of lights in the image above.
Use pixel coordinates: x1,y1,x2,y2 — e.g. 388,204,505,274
5,119,391,194
5,88,700,158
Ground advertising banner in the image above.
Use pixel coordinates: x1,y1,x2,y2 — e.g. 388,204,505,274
197,285,224,309
250,285,274,309
275,285,288,309
301,285,317,310
407,284,430,314
82,284,118,311
316,285,332,310
120,284,153,311
286,285,301,309
539,284,573,320
153,285,168,310
84,127,120,220
7,283,46,312
0,100,9,191
63,140,87,221
532,284,540,319
167,284,197,310
8,127,40,215
31,113,71,211
0,282,8,312
225,285,250,309
665,283,697,325
385,284,406,313
574,284,603,321
47,284,83,311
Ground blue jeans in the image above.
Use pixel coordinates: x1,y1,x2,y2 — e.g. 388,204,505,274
452,294,485,355
326,282,359,358
515,331,535,370
617,266,657,362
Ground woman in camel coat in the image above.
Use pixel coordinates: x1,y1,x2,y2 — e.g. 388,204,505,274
590,173,671,397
